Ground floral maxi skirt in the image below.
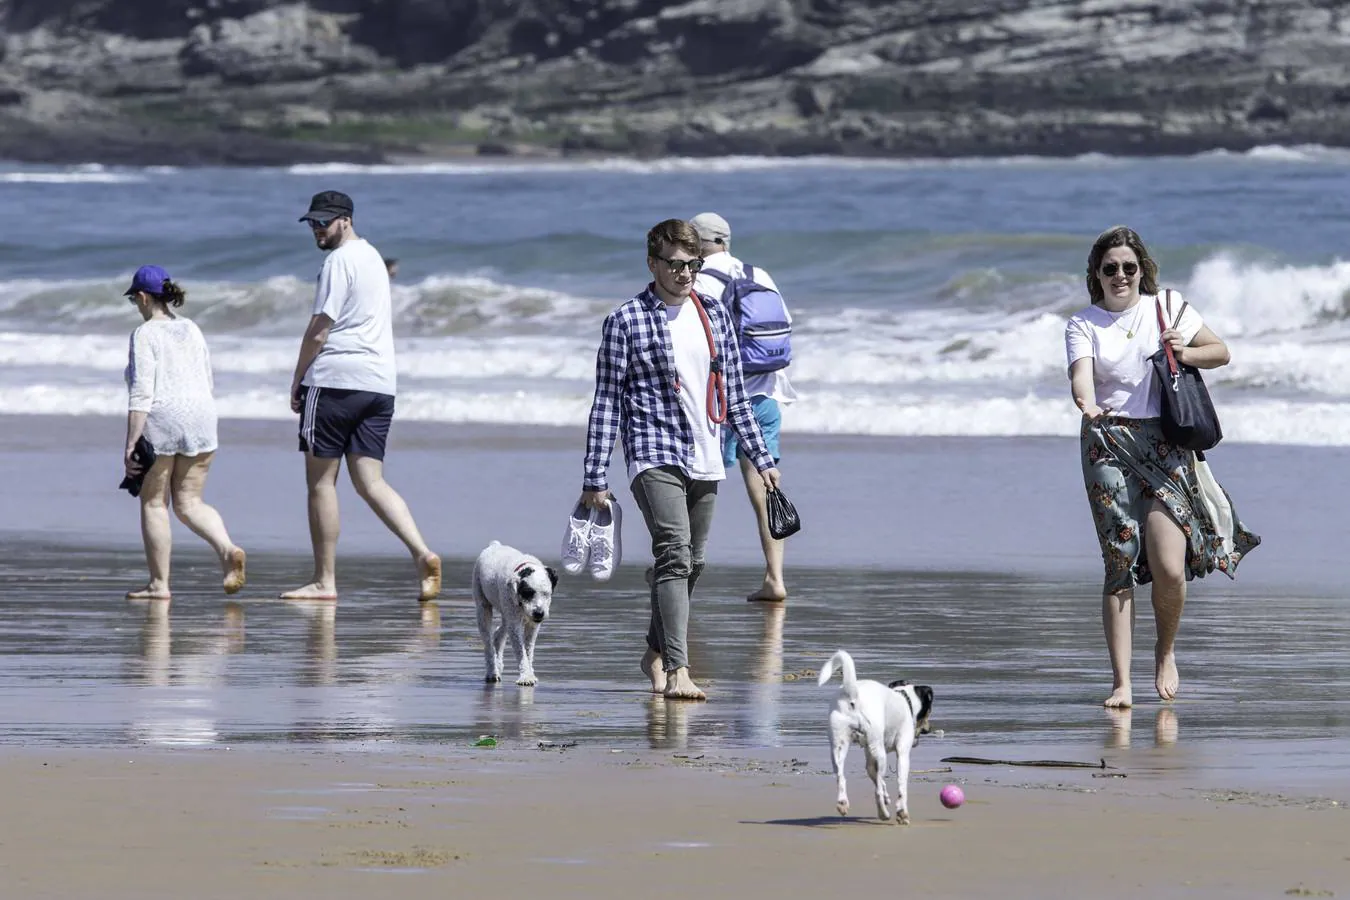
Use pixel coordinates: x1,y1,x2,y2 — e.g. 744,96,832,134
1081,416,1260,594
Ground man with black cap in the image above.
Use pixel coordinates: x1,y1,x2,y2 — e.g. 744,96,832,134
284,190,441,602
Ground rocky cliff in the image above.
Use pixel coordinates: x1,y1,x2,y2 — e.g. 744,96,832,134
2,0,1348,165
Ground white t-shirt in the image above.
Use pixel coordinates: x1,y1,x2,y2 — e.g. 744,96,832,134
1065,291,1204,419
303,238,398,395
626,299,727,484
125,317,219,456
694,251,798,404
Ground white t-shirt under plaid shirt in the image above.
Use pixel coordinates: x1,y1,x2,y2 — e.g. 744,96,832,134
583,286,772,493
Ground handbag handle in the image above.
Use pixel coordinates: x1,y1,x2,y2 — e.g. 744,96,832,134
1155,290,1188,391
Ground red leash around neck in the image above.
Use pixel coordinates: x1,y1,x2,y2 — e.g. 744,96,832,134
687,290,728,425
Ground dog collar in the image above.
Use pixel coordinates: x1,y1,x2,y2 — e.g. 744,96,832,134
513,562,532,573
900,688,916,720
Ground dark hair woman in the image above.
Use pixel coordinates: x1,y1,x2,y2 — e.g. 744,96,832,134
1065,227,1259,709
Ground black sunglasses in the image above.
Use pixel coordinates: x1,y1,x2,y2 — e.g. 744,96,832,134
1100,261,1139,278
654,256,704,275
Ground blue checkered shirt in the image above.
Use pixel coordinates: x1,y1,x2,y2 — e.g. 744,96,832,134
583,285,772,492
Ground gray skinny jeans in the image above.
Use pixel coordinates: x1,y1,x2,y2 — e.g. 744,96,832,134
631,465,719,672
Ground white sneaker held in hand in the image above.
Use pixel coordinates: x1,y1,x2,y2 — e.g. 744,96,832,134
587,496,622,581
560,499,593,575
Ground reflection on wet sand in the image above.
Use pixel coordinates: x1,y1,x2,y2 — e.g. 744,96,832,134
1103,706,1181,752
748,605,786,746
130,599,248,745
287,599,336,687
646,695,694,750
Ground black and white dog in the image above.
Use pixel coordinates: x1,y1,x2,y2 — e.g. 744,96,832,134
817,649,934,824
471,541,558,686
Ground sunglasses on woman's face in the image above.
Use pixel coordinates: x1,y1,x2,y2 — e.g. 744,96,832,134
1100,261,1139,278
654,256,704,275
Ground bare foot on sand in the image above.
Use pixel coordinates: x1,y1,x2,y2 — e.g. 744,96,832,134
641,649,667,693
663,667,706,701
127,584,171,601
417,553,442,601
221,547,246,595
1103,683,1133,708
746,580,787,603
279,582,337,601
1155,646,1179,701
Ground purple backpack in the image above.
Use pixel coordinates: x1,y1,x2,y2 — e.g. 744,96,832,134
702,265,793,374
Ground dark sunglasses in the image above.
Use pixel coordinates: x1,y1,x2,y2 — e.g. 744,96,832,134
654,256,704,275
1100,261,1139,278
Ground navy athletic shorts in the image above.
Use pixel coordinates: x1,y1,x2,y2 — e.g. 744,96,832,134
297,386,395,460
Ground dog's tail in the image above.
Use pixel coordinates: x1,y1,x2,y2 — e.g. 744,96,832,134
817,650,859,697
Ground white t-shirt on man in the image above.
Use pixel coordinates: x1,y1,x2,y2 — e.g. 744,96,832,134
1065,291,1204,419
303,237,398,395
626,299,727,484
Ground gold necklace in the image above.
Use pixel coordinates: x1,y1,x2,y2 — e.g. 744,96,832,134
1106,301,1143,340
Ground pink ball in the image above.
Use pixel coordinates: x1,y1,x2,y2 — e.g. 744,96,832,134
940,784,965,809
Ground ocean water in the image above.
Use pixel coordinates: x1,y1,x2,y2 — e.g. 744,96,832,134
4,148,1350,444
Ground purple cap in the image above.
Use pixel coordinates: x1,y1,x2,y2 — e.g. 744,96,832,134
124,265,171,296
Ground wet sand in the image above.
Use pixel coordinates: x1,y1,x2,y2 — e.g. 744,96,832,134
2,745,1347,900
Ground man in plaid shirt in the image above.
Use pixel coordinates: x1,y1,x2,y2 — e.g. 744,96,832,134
580,219,782,701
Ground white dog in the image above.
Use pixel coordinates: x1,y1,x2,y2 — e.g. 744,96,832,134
818,649,934,824
471,541,558,686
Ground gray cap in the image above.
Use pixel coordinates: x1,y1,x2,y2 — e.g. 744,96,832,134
689,212,731,244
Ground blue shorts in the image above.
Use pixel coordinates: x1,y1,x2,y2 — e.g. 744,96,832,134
298,386,395,460
723,396,781,467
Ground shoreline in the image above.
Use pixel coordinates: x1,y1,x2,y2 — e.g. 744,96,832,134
0,413,1331,591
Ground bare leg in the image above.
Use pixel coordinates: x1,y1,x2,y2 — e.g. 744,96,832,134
1102,588,1135,708
129,456,176,600
738,456,786,602
281,453,341,600
1145,498,1188,701
168,453,245,594
347,455,440,600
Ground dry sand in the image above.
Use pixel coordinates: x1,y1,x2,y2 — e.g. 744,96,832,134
2,745,1346,900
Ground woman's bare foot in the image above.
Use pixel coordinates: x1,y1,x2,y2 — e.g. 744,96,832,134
279,582,337,601
221,547,247,595
641,649,667,693
1103,682,1133,708
417,553,442,602
663,667,706,701
1155,646,1180,701
746,579,787,603
127,583,171,601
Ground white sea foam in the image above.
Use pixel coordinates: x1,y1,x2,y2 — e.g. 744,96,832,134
5,382,1349,446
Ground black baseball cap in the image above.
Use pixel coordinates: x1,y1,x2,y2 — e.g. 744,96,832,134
299,190,354,224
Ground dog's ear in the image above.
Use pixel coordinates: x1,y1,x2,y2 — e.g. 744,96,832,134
516,565,534,581
915,685,934,722
888,679,909,690
545,566,558,589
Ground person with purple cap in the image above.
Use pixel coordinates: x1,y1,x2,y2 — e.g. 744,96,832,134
123,265,247,600
284,190,441,602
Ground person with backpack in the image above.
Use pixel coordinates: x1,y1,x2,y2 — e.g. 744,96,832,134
690,212,799,604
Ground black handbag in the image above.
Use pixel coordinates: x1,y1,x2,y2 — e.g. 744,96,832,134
1149,290,1222,451
766,487,801,540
